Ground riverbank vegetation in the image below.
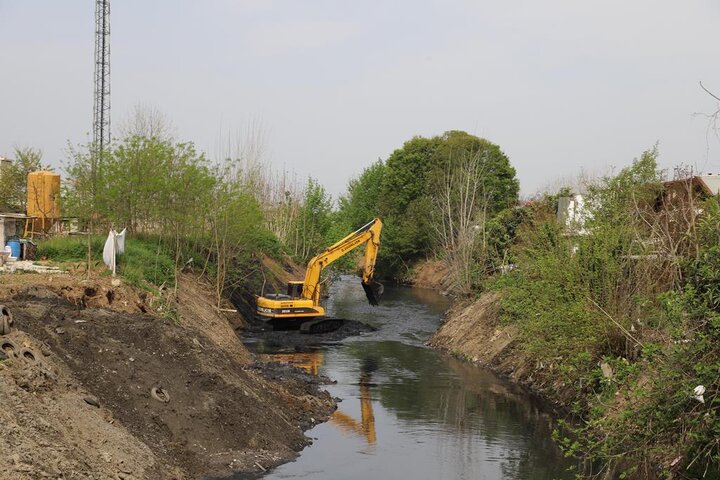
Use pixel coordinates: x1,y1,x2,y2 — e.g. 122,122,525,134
58,126,521,301
432,147,720,478
60,117,326,310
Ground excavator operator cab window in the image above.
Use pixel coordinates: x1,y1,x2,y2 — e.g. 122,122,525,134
287,282,304,299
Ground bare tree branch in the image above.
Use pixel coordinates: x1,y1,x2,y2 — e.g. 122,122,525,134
700,81,720,103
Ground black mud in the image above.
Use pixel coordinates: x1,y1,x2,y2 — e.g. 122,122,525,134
240,319,375,353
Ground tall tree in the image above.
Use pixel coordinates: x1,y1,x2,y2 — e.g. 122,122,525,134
292,178,332,262
337,159,386,230
370,130,519,278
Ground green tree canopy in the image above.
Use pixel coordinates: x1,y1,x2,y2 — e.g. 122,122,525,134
352,130,519,278
291,177,333,262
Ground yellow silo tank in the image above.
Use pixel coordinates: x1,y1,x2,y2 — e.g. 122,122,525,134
27,171,61,227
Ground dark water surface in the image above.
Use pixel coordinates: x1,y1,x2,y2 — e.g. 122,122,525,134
249,276,573,480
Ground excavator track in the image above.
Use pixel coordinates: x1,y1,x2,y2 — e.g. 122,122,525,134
299,318,345,334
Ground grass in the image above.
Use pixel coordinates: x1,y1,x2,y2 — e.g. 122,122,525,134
36,234,175,290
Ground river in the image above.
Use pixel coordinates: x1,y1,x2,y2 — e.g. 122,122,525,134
247,275,573,480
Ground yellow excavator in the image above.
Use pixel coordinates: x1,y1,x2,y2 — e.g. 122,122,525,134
256,218,383,333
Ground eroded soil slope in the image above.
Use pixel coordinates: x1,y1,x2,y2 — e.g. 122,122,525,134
409,259,453,292
0,273,335,479
430,291,575,407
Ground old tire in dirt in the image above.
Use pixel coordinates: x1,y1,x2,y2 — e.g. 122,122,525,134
0,306,13,335
19,348,39,363
151,387,170,403
0,338,19,358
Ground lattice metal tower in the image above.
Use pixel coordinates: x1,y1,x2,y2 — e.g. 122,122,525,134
93,0,110,155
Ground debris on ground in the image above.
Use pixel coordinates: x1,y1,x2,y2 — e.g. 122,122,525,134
0,260,66,274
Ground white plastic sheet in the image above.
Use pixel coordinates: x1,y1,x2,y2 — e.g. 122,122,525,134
116,228,126,254
103,228,127,274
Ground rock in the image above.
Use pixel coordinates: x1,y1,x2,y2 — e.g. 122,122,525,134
84,395,100,407
600,362,613,380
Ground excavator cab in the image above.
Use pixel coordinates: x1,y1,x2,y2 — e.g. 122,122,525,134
287,281,304,299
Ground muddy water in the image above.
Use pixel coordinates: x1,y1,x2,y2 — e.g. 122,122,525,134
251,276,573,480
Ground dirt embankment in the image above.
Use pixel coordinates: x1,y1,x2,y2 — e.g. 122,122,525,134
408,259,453,293
0,272,335,479
430,292,571,407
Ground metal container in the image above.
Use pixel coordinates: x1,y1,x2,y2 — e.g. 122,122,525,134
27,171,61,230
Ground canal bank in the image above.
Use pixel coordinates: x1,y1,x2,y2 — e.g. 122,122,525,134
240,276,574,480
0,271,336,480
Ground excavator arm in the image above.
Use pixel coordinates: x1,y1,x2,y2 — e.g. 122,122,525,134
302,218,383,306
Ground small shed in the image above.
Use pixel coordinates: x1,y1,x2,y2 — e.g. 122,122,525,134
0,213,26,248
658,174,720,210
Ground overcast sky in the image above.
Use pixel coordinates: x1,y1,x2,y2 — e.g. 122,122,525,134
1,1,719,198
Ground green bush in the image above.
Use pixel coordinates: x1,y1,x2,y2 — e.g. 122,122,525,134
36,235,175,290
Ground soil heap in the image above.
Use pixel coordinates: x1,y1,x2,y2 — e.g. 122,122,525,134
0,272,335,479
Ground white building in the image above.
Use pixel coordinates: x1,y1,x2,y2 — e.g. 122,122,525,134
557,194,590,235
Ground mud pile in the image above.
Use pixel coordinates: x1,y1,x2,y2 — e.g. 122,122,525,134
242,319,374,353
0,330,160,479
0,274,335,479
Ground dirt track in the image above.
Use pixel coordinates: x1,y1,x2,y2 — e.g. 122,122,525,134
0,273,336,479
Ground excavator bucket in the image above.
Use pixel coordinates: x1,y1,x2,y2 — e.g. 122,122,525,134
361,280,384,306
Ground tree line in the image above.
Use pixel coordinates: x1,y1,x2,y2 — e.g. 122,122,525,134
336,130,519,293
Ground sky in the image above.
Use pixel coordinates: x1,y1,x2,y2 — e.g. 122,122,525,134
1,1,719,199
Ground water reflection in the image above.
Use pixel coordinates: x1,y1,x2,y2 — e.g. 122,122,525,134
328,368,377,446
272,351,324,376
252,276,573,480
272,351,377,446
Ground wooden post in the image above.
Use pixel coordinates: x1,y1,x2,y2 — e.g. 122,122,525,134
111,230,116,277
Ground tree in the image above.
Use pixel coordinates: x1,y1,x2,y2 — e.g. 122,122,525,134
369,130,519,279
292,178,332,262
337,159,386,230
103,135,175,231
433,149,493,293
0,146,45,212
118,104,175,140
